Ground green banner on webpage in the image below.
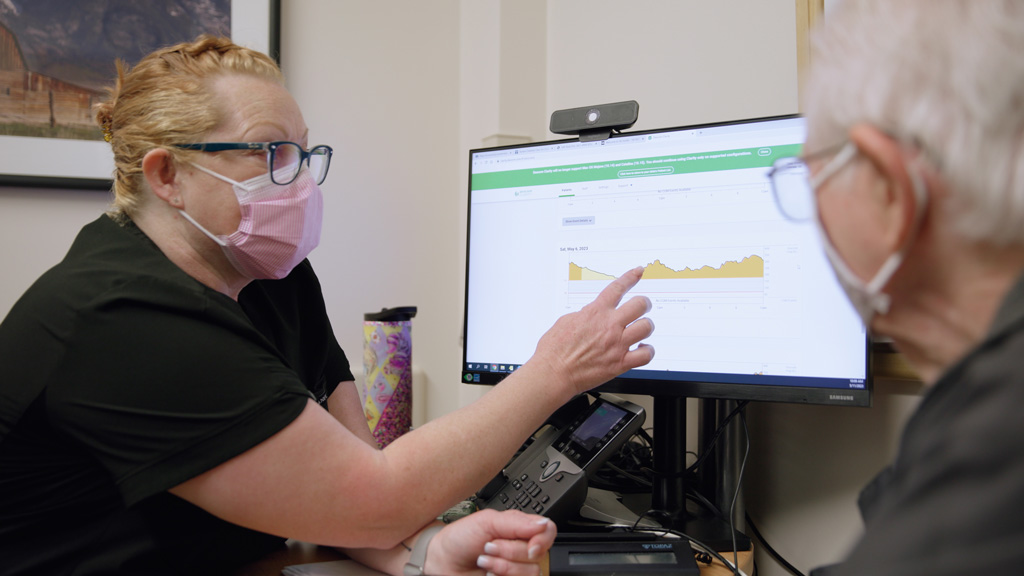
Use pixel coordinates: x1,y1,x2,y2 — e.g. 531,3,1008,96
471,144,802,191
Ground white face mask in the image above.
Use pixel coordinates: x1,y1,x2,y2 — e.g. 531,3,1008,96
810,143,928,329
179,162,323,280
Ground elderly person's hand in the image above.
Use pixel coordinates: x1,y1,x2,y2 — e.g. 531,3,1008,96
424,510,556,576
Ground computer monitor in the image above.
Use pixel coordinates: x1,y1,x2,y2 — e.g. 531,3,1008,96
462,114,871,541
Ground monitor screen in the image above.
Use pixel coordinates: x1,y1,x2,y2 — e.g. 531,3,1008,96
462,115,870,406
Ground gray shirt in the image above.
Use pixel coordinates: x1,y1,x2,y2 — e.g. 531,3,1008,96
815,273,1024,575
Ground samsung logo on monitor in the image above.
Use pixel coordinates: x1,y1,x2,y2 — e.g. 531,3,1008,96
830,394,855,402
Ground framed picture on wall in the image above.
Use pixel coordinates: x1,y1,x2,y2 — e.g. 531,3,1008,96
0,0,280,190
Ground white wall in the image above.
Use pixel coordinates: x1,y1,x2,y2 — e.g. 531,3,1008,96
0,187,110,314
0,2,921,575
546,0,800,133
746,384,921,573
280,0,466,420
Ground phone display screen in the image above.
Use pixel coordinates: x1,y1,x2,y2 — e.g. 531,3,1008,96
558,402,629,466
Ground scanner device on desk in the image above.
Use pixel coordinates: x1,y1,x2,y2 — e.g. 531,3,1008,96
547,531,700,576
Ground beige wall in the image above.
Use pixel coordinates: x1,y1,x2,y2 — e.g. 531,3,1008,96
280,0,466,420
0,188,110,313
0,2,921,574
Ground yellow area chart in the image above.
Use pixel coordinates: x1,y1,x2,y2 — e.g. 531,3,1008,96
569,255,764,281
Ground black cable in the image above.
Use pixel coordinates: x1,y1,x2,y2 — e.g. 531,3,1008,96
629,511,745,576
592,399,753,574
597,401,754,511
686,486,725,519
744,512,807,576
678,531,742,576
591,432,655,492
603,460,652,488
728,408,750,573
687,400,750,476
598,400,749,497
638,426,655,447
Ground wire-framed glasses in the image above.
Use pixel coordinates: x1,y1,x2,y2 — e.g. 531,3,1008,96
176,141,333,185
767,142,856,221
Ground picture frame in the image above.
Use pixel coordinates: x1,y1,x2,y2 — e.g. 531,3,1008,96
795,0,825,112
0,0,280,190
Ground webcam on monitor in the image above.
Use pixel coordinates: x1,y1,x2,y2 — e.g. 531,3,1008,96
549,100,639,142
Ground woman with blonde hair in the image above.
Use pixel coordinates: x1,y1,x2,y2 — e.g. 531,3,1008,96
0,36,654,575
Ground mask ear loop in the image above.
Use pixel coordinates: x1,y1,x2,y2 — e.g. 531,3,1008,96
178,209,229,247
810,142,929,318
190,162,244,187
809,142,863,294
174,163,237,247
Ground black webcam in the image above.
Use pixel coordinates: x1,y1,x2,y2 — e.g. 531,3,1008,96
549,100,639,142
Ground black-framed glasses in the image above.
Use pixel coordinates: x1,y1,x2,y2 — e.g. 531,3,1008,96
767,142,856,221
176,141,333,185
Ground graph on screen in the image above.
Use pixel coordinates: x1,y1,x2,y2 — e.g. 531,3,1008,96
570,255,764,281
560,244,804,375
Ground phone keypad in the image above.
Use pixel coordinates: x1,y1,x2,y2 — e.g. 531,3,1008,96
497,457,564,514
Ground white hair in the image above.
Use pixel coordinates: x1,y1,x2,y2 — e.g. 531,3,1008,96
804,0,1024,245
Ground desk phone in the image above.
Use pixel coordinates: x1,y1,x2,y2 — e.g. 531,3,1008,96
475,394,645,525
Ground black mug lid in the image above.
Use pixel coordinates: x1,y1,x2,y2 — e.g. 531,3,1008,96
364,306,418,322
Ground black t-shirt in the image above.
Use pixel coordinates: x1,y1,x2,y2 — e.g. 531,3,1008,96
0,214,353,575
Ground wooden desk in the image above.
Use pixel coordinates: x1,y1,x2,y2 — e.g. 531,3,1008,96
703,549,754,575
236,539,753,575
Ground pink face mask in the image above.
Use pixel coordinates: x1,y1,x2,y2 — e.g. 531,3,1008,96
179,163,323,280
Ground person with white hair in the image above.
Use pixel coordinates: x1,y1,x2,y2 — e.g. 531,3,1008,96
768,1,1024,574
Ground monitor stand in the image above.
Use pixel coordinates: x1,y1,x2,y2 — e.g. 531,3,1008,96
641,396,752,552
